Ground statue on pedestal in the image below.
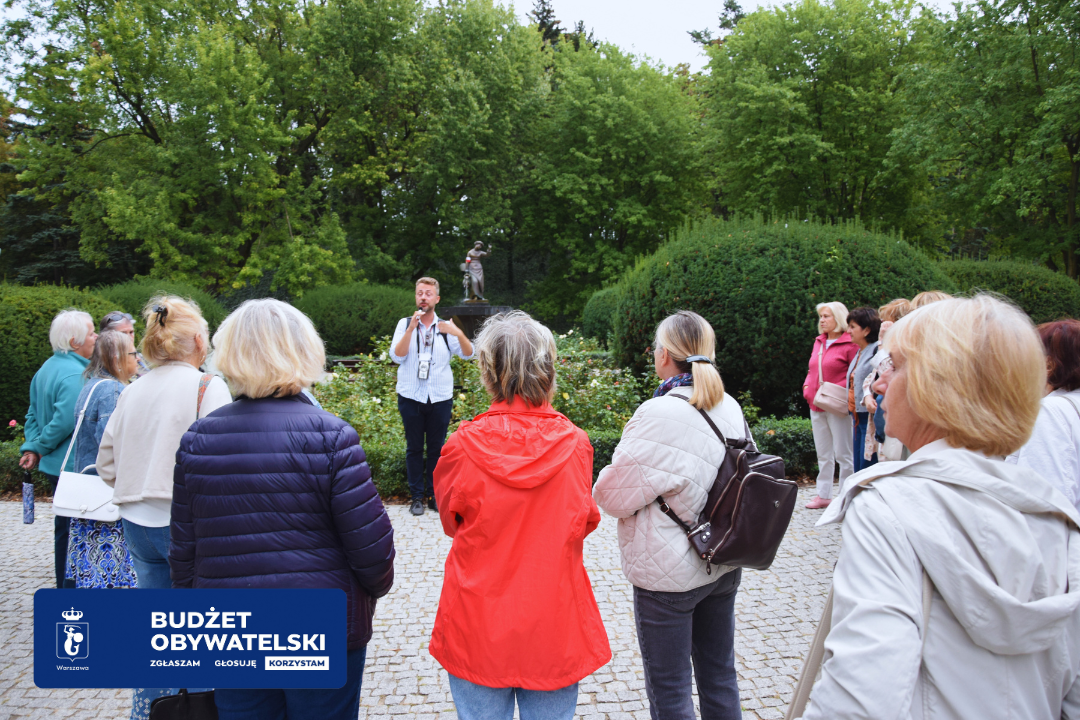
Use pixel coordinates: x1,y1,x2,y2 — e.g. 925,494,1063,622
460,241,491,302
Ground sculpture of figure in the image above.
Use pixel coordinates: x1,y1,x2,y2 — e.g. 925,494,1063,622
465,241,491,301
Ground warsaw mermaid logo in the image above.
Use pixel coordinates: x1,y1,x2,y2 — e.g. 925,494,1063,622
56,608,89,661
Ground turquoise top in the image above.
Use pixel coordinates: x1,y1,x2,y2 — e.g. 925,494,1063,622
20,351,89,476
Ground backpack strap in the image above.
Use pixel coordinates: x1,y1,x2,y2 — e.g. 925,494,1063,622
196,374,213,417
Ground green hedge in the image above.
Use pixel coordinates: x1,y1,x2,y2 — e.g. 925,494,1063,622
940,259,1080,324
582,286,622,344
294,283,416,356
0,284,117,430
752,416,817,477
613,217,958,416
97,279,228,334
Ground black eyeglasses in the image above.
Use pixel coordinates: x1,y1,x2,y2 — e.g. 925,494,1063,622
127,352,140,357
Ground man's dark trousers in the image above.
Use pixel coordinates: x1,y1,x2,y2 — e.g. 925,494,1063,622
398,396,454,501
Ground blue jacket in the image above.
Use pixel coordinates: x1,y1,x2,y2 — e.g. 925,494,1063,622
72,376,125,476
169,394,395,650
21,351,90,476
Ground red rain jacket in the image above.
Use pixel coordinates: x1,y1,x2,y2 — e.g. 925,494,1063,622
429,398,612,690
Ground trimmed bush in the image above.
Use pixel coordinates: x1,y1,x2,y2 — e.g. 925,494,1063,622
751,416,817,478
294,283,416,356
582,286,622,344
0,284,116,430
940,259,1080,324
587,428,623,480
614,217,958,416
98,279,228,333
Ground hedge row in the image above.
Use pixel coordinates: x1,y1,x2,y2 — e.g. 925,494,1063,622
97,279,229,334
940,259,1080,324
581,286,621,346
612,217,957,416
294,282,417,356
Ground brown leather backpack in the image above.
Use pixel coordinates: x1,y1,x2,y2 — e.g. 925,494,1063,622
656,396,798,571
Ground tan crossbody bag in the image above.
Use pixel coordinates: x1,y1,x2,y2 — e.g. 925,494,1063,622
812,341,849,416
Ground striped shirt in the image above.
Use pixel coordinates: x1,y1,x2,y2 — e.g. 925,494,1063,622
389,313,473,403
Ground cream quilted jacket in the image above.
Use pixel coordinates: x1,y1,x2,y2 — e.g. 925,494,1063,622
593,388,749,592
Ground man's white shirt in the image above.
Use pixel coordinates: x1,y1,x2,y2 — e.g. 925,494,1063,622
389,313,473,403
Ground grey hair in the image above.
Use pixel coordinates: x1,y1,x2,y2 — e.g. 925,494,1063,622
49,309,93,353
815,301,849,333
474,310,558,406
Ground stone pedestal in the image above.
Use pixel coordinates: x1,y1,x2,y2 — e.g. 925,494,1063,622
441,303,512,340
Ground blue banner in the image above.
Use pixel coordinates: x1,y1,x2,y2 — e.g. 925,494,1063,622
35,589,347,689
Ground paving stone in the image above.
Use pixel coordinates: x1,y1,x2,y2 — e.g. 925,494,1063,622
0,486,839,718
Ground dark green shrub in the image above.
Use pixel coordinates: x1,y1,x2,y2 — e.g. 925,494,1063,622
752,416,817,478
940,259,1080,324
0,437,51,496
362,439,409,498
587,428,623,481
294,283,416,356
613,217,958,416
97,279,228,333
0,284,116,430
582,286,622,344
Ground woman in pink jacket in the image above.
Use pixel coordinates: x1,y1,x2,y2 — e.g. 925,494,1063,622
802,302,858,509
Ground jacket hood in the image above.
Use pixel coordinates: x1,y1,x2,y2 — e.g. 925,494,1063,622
454,400,580,489
820,447,1080,655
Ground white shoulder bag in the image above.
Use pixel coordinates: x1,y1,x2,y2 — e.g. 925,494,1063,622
52,380,121,522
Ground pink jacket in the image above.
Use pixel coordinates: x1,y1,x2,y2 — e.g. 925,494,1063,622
803,333,858,412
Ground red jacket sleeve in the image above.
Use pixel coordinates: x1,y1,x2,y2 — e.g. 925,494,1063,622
434,432,465,538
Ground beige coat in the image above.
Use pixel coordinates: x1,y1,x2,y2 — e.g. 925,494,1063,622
98,362,231,505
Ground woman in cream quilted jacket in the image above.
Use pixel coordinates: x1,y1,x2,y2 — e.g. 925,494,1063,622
594,310,750,720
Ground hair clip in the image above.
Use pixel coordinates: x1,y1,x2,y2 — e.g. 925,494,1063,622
685,355,712,364
153,305,168,326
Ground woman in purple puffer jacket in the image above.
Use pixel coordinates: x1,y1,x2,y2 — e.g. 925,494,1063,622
170,299,395,720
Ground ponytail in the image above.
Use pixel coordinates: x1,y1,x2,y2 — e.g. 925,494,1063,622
140,294,209,366
655,311,725,410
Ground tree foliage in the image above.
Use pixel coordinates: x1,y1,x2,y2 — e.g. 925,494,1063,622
892,0,1080,274
702,0,935,236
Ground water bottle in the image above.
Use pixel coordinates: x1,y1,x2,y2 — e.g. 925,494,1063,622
22,470,34,524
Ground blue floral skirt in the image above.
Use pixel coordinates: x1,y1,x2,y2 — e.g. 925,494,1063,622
65,518,138,589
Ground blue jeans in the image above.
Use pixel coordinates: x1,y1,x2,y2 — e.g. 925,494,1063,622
121,520,172,589
45,474,76,588
633,569,742,720
215,646,367,720
448,674,578,720
852,412,878,473
397,395,454,501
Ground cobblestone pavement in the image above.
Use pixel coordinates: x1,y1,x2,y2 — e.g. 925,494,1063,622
0,487,840,719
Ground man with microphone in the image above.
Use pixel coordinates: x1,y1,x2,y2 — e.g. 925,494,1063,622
390,277,473,516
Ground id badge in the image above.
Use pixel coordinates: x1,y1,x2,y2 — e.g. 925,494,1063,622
417,352,432,380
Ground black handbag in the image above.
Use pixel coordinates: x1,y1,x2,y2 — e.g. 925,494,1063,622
149,689,218,720
656,396,798,571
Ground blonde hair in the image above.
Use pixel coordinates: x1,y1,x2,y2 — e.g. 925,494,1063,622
85,331,133,383
212,299,326,399
815,301,849,334
655,311,725,410
475,310,557,407
886,294,1045,456
878,298,912,323
416,277,440,294
49,309,93,353
140,295,209,366
911,290,953,308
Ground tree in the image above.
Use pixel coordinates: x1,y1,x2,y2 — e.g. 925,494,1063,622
701,0,935,236
689,0,746,46
891,0,1080,276
528,0,563,44
517,43,707,321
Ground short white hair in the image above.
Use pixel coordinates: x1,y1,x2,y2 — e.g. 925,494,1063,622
49,309,93,353
212,299,326,399
815,301,849,333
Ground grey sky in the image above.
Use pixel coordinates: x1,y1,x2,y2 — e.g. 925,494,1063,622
507,0,957,72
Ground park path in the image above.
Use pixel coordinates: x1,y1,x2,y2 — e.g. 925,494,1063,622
0,489,840,719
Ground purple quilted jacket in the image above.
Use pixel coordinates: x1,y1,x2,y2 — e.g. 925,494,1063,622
169,394,395,649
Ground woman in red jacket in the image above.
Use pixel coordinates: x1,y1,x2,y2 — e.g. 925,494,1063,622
430,311,611,720
802,301,858,509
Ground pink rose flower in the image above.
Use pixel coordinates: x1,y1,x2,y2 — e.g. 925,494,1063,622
8,420,16,427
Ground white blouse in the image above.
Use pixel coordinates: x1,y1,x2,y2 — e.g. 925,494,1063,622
1008,388,1080,513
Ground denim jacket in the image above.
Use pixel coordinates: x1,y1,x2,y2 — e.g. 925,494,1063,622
70,376,125,476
